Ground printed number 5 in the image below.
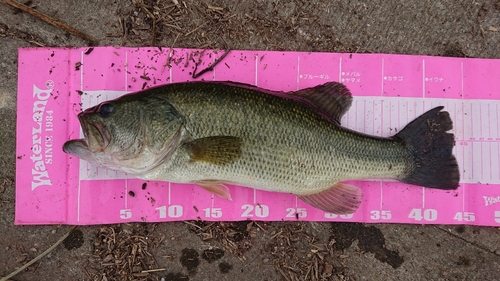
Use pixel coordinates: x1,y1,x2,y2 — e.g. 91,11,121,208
370,210,392,220
120,209,132,219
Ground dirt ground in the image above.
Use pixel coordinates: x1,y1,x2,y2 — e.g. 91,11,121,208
1,0,500,280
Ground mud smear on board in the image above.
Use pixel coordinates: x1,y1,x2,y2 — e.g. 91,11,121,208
331,223,404,269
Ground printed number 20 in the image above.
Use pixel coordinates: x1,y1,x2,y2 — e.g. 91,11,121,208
241,204,269,218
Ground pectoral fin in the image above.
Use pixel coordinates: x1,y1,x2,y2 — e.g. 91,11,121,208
183,136,243,165
298,183,363,214
195,181,233,201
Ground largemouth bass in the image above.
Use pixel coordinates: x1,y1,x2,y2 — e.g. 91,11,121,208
63,81,459,214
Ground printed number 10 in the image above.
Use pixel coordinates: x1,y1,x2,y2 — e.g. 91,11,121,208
156,205,183,218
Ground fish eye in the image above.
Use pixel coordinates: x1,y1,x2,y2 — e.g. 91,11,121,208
98,103,114,117
165,110,176,121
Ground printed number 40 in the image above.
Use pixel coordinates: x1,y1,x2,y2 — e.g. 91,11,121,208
408,208,437,221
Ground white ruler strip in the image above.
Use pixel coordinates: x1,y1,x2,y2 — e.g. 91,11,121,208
79,92,500,184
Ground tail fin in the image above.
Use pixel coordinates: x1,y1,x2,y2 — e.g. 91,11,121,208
395,106,459,190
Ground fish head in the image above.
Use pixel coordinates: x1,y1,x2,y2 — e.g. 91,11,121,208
63,95,184,175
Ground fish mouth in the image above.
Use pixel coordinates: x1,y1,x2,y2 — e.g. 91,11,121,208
77,113,111,152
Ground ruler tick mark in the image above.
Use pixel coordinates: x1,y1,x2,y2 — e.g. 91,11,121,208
254,54,258,86
296,56,300,90
168,182,171,205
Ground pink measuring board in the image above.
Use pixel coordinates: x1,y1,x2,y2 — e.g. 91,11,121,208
15,47,500,225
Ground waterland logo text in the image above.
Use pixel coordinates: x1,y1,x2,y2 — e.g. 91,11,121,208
31,84,53,190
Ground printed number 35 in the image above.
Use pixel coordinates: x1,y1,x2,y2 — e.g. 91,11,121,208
370,210,392,220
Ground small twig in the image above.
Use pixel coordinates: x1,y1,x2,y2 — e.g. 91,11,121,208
162,32,180,72
82,263,93,279
182,221,202,229
254,221,267,232
164,23,182,31
192,49,231,79
0,226,78,281
199,222,216,232
270,230,283,240
185,22,207,37
276,266,291,281
140,6,157,46
207,5,224,11
0,0,97,45
27,40,45,47
141,268,166,273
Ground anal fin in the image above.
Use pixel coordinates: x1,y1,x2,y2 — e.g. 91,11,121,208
195,180,233,201
298,183,363,215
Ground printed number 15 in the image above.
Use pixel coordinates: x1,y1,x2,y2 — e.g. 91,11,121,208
204,208,222,218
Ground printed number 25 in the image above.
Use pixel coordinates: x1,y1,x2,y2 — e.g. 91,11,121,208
286,208,307,218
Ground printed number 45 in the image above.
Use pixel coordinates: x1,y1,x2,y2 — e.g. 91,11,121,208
454,212,475,222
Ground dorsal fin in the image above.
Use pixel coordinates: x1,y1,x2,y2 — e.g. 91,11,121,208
290,82,352,125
